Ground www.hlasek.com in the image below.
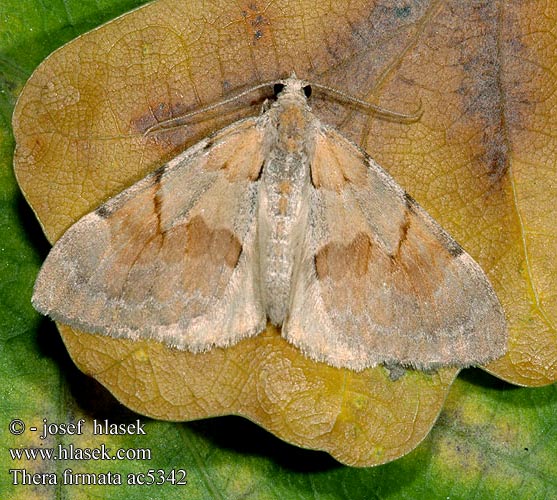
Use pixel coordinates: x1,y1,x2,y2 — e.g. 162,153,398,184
7,418,187,486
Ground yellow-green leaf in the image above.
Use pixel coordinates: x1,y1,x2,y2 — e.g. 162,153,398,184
9,0,557,475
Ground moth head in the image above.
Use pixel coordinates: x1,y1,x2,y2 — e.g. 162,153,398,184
274,75,312,104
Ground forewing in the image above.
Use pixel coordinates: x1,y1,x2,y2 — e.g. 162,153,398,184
284,126,507,370
33,118,267,351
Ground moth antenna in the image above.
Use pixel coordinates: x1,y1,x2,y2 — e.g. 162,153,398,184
144,80,279,136
311,82,423,123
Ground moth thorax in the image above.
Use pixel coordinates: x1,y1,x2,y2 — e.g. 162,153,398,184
275,101,312,154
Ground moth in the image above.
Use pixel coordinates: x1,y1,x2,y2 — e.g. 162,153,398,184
32,76,507,371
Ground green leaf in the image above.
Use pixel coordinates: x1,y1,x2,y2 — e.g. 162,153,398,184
1,0,556,498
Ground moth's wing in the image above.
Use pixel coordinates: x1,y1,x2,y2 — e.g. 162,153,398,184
284,126,507,370
33,118,268,351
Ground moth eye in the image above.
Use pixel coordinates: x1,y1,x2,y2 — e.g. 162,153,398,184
273,83,285,96
303,85,312,98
